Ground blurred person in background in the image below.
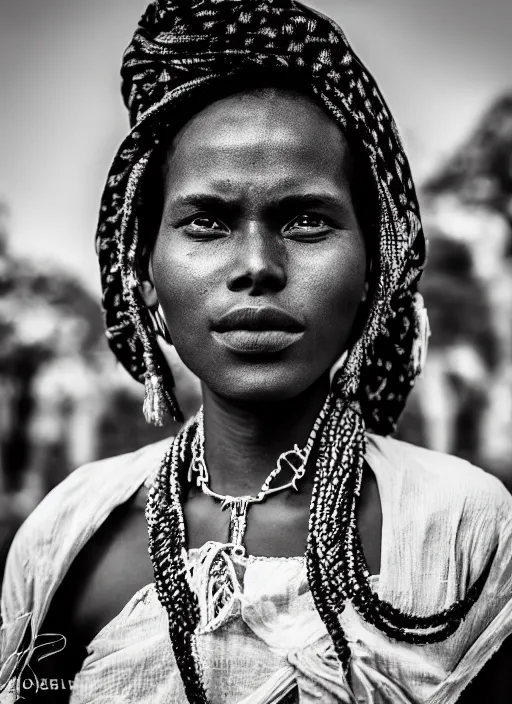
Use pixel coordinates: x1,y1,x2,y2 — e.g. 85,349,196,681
0,237,107,585
420,97,512,482
1,2,512,704
396,235,502,466
0,208,192,580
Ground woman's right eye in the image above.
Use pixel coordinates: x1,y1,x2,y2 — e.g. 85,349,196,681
187,216,226,232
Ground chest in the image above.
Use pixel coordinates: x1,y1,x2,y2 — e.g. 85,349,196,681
43,461,382,660
183,460,382,573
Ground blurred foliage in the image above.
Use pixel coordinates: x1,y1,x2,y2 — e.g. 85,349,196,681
0,206,186,582
425,91,512,254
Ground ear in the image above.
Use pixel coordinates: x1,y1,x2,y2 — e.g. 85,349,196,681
139,252,159,309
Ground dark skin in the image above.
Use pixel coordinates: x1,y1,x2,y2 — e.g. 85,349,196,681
24,89,511,701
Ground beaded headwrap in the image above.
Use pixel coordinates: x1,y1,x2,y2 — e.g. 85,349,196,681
96,0,492,700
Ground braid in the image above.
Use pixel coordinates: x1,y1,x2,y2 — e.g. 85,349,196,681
306,396,362,677
308,386,495,679
147,417,208,702
359,289,420,435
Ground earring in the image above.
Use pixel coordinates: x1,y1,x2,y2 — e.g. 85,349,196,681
361,281,369,302
143,371,168,426
149,305,173,345
329,349,349,387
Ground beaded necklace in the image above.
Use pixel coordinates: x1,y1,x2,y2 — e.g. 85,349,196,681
146,394,494,703
187,399,329,549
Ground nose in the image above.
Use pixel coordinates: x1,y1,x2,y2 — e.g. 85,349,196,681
226,223,287,295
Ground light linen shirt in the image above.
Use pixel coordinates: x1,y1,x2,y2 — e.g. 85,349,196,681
1,435,512,703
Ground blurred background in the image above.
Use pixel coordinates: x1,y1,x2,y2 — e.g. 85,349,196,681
1,0,511,579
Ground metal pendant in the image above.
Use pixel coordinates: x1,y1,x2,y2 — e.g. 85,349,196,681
221,497,251,547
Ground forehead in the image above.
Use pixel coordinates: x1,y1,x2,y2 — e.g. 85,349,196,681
162,89,353,198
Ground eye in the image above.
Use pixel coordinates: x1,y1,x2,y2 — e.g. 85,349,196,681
291,214,326,229
284,213,328,238
188,216,225,231
184,215,228,240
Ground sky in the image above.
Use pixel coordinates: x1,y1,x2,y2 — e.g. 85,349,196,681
0,0,511,295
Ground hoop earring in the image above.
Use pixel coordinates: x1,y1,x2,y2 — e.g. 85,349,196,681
329,349,349,387
149,305,173,345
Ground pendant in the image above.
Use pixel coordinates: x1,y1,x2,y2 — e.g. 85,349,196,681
279,445,307,491
220,497,251,547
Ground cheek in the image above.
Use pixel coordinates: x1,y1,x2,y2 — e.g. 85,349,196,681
300,240,367,329
150,242,209,336
150,235,235,372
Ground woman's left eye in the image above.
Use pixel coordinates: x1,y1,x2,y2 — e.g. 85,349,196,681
294,213,325,227
286,214,327,231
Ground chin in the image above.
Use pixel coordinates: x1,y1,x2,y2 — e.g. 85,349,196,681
204,365,321,403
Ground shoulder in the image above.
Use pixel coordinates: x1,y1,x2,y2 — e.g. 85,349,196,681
368,435,512,611
1,438,172,624
367,433,512,522
15,438,171,548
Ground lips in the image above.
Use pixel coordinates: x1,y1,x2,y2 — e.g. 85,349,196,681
211,306,305,354
212,306,305,333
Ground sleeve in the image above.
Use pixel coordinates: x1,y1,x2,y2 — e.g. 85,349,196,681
0,440,167,701
427,487,512,704
0,521,36,701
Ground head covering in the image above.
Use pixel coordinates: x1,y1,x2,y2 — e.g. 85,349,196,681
96,0,429,432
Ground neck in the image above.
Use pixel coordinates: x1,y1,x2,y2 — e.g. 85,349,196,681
199,375,331,498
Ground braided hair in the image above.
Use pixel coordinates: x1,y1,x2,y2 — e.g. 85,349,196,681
96,1,491,700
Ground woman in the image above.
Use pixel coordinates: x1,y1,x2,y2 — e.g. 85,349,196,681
1,1,512,702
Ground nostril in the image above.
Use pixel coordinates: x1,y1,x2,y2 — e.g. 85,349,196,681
227,269,287,295
228,274,253,293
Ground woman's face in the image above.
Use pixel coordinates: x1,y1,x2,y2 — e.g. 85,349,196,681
144,88,367,402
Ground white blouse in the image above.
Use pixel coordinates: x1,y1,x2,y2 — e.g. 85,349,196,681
1,434,512,703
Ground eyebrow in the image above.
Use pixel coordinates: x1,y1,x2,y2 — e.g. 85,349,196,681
168,191,351,214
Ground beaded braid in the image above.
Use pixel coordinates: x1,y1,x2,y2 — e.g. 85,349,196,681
103,147,183,424
305,395,357,675
146,417,209,702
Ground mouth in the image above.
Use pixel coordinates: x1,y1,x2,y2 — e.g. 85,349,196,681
211,306,305,355
211,329,304,354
